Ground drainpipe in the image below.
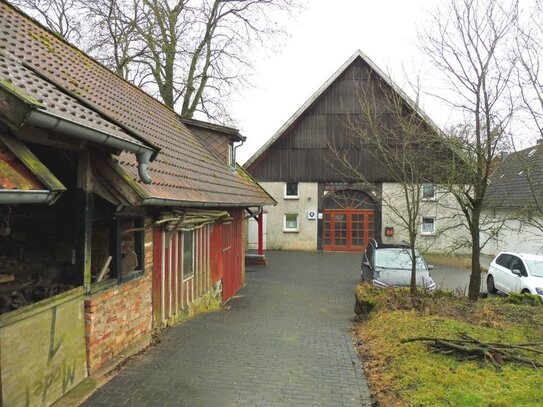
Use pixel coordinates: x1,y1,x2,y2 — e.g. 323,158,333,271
233,135,246,166
26,110,157,184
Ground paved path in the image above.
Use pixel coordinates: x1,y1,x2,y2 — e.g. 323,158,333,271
84,251,372,407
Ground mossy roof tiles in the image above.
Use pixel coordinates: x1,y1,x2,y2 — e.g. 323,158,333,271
0,1,274,207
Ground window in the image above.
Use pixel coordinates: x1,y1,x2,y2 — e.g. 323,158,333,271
183,230,194,278
284,182,299,199
496,254,512,268
227,143,234,168
284,214,299,232
421,217,436,235
422,183,435,200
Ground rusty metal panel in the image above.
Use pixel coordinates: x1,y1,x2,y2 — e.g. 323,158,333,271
0,141,44,190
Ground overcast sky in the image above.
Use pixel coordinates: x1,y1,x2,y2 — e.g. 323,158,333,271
231,0,447,164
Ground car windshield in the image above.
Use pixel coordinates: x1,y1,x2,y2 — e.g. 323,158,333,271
375,249,426,270
525,260,543,277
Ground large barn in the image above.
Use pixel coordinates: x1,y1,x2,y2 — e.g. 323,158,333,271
245,50,463,252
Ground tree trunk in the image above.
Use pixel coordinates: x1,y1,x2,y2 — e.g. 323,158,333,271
468,218,481,301
410,245,417,297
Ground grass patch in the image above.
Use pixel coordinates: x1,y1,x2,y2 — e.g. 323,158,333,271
423,253,471,269
354,284,543,406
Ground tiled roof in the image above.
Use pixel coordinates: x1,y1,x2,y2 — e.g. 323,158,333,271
0,140,44,190
486,145,543,209
0,1,274,207
0,52,146,148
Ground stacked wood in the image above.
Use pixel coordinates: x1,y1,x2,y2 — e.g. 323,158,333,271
401,333,543,371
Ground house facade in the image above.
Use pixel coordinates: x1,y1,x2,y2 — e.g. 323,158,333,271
245,51,464,253
0,2,274,406
483,144,543,256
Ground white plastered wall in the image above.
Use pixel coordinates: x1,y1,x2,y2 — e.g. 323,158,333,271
380,183,468,253
481,209,543,257
247,213,267,250
259,182,319,250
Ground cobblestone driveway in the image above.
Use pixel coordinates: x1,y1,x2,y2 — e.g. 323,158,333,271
84,251,372,406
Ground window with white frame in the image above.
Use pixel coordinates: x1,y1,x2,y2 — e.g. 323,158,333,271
227,143,234,168
421,217,436,235
422,183,435,200
183,230,194,278
284,182,299,199
284,214,299,232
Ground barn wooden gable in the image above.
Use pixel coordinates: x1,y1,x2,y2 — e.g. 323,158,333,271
245,50,440,183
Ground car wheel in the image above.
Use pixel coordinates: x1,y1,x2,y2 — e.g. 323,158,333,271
521,289,531,294
486,275,497,294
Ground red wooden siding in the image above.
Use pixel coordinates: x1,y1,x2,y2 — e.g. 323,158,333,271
152,210,245,325
222,209,244,301
152,224,212,326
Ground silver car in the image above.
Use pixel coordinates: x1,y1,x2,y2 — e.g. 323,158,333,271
361,240,436,290
487,252,543,297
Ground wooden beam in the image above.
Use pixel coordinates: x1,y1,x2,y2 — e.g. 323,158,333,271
76,150,93,293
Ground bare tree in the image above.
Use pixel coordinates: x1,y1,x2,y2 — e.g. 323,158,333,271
85,0,149,85
14,0,298,121
420,0,518,301
11,0,84,42
329,75,447,296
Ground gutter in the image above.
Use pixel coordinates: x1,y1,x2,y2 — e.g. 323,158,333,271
0,190,61,204
26,110,157,184
143,198,265,208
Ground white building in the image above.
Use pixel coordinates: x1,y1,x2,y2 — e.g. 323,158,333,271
245,51,464,252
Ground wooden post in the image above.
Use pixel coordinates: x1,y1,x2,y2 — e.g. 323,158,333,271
76,150,93,293
257,212,264,256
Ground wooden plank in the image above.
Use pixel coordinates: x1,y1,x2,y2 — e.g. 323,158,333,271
0,132,66,192
0,287,84,328
0,290,87,406
152,227,163,327
0,274,15,283
95,256,112,283
76,150,93,293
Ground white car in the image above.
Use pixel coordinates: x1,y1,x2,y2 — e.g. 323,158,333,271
487,252,543,297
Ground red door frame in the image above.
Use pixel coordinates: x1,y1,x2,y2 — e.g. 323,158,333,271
322,209,375,251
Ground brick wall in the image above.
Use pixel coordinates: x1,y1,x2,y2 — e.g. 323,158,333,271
84,223,154,373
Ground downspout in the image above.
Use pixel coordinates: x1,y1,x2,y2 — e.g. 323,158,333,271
26,110,157,184
233,135,246,166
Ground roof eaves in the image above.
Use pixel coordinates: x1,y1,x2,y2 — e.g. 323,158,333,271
235,164,277,206
0,77,42,108
180,117,243,140
17,59,161,158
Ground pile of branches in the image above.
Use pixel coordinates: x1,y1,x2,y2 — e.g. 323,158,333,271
401,333,543,371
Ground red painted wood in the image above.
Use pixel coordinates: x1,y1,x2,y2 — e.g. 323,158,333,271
222,209,243,301
177,233,182,311
210,223,223,283
323,209,375,251
152,227,163,327
164,233,171,319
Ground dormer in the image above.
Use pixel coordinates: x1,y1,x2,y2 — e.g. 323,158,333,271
180,118,245,169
